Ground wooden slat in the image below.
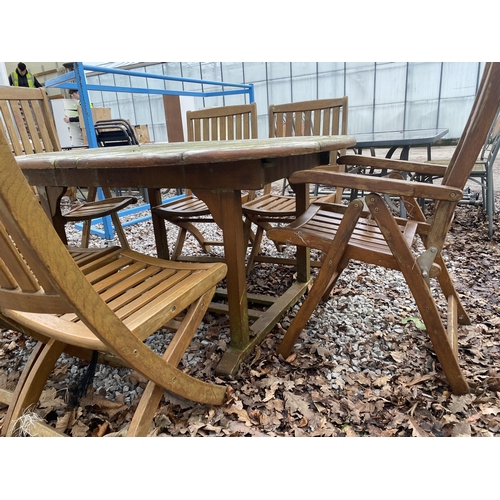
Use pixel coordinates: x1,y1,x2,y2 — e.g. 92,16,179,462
0,222,41,292
19,100,44,154
448,295,459,357
10,101,34,154
0,101,23,156
0,387,13,405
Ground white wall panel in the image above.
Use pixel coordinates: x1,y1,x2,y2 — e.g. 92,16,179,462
79,62,484,142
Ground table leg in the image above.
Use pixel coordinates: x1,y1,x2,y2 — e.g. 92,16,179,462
148,188,170,260
193,188,250,374
37,186,68,245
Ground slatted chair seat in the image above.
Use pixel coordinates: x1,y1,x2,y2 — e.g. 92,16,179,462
266,62,500,396
270,201,422,268
0,125,229,437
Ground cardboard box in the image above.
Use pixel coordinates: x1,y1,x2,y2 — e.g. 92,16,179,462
133,124,150,144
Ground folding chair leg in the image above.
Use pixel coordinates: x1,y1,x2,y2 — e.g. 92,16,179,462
81,219,92,247
321,258,349,302
110,211,130,249
4,339,66,437
278,199,364,357
434,253,471,325
171,227,187,260
367,195,470,394
171,223,212,259
404,269,470,394
1,341,43,437
398,191,471,326
101,187,130,249
127,288,216,436
246,224,264,276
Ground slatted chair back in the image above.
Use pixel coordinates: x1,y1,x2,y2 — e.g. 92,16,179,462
269,97,348,139
268,97,348,197
0,86,60,155
184,102,258,199
0,125,228,436
187,102,258,142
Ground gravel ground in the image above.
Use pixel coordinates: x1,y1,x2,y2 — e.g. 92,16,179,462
1,145,499,438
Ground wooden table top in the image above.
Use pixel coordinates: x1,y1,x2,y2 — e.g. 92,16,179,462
17,135,357,190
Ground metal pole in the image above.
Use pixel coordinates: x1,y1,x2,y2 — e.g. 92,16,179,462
75,62,114,240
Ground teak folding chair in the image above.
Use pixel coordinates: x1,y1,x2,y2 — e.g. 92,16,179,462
0,126,229,437
0,86,137,248
152,103,259,260
243,98,348,274
266,62,500,395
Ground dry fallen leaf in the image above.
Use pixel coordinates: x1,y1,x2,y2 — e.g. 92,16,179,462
390,351,405,363
284,391,315,420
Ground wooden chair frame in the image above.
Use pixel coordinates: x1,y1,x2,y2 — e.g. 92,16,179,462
152,103,259,260
0,126,229,436
0,85,137,248
266,63,500,396
243,97,348,275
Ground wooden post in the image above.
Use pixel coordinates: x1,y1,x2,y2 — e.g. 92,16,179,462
163,95,184,143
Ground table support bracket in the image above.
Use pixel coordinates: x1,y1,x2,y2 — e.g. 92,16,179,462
215,279,311,376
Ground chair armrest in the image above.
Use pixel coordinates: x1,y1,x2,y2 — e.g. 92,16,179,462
338,155,448,177
289,170,463,202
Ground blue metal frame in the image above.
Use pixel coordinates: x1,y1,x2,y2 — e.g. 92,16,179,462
44,62,255,241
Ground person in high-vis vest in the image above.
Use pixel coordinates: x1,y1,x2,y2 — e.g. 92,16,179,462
9,62,43,88
63,89,93,123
